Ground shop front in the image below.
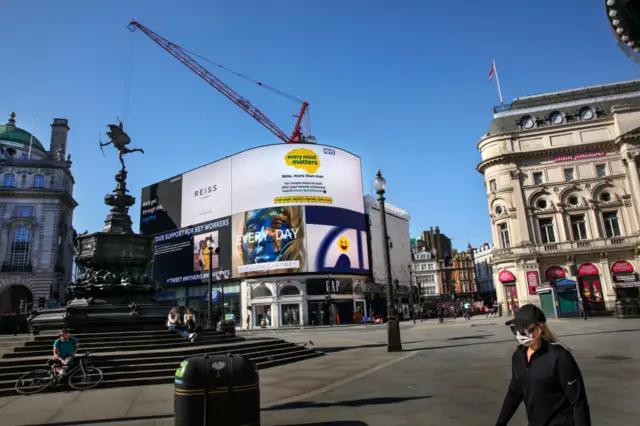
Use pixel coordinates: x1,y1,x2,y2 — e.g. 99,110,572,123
498,270,519,316
610,261,640,315
577,263,606,315
154,282,241,325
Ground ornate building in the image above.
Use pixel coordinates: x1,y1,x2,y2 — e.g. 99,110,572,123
0,113,77,314
477,80,640,317
411,249,440,298
437,245,477,300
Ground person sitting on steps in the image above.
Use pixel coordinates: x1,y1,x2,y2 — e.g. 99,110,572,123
50,329,78,377
184,307,198,333
167,307,197,342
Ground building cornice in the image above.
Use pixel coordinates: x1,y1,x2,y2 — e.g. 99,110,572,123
476,140,616,175
0,188,78,208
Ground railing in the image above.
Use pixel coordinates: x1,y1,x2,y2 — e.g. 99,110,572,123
493,236,640,260
492,103,514,114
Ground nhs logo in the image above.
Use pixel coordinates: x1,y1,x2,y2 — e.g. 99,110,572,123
323,148,336,156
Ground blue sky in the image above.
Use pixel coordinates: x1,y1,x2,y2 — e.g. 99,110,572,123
2,0,639,250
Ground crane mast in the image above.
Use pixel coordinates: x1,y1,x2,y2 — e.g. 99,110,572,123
128,20,309,144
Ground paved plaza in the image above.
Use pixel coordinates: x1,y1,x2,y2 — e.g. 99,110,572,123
1,317,639,425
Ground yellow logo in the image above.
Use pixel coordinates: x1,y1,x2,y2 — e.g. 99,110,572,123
285,148,320,174
338,236,350,253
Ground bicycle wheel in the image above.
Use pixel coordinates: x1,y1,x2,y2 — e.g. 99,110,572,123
68,366,103,390
15,369,53,395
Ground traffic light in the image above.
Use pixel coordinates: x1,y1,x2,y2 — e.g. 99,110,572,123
38,297,45,309
19,299,25,312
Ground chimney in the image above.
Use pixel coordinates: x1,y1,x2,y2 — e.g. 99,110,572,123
50,118,70,158
434,226,441,259
429,226,435,251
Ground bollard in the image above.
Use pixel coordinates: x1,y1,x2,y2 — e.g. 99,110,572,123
174,353,260,426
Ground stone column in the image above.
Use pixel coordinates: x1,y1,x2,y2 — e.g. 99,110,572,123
625,153,640,226
527,209,538,245
554,208,567,243
588,207,603,238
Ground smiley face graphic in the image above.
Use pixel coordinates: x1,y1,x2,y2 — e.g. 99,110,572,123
338,236,350,253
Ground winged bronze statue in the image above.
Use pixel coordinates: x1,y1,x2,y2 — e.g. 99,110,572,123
99,119,144,170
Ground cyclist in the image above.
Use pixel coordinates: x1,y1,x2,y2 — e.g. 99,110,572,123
51,329,78,376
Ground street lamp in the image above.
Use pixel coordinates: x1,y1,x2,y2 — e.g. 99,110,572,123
373,169,402,352
605,0,640,63
206,240,216,330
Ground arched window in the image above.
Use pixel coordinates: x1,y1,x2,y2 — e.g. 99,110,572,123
33,174,45,189
279,285,300,296
3,173,15,188
251,285,272,298
10,227,31,271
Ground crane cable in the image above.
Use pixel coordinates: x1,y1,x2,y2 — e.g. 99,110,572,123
121,30,135,128
181,47,305,105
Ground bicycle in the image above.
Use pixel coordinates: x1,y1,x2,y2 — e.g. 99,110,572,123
15,351,103,395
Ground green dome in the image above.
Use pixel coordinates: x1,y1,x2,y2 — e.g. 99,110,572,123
0,113,45,152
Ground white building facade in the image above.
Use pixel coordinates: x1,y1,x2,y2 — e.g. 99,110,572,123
473,243,495,304
0,113,77,315
411,250,440,297
477,80,640,317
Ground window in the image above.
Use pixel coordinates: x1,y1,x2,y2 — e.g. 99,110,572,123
489,179,497,191
564,168,575,181
498,223,510,248
33,174,45,189
3,173,15,188
596,164,607,178
19,206,32,217
425,274,435,283
568,195,579,206
600,192,611,202
423,286,437,296
570,215,588,241
10,227,31,271
539,218,556,244
495,206,504,215
427,264,435,270
536,199,547,210
603,211,621,238
533,172,543,185
21,153,29,160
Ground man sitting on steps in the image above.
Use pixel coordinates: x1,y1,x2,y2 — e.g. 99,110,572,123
50,329,78,376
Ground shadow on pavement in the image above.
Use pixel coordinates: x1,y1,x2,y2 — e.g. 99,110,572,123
264,395,432,411
274,423,369,425
317,343,386,353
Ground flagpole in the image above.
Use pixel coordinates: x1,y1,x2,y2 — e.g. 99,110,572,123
27,118,35,160
493,60,504,106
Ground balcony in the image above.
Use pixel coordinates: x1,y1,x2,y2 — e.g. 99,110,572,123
1,263,33,273
493,236,640,260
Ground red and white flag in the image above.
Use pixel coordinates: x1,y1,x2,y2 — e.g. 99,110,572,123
488,59,504,105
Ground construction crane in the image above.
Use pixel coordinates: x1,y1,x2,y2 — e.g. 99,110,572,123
128,20,310,144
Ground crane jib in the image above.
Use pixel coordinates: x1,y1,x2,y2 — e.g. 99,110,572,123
128,20,308,144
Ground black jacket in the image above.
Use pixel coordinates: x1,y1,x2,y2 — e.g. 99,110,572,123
496,339,591,426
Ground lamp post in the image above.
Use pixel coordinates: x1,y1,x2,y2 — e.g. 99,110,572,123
408,264,416,324
374,169,402,352
206,240,215,330
605,0,640,64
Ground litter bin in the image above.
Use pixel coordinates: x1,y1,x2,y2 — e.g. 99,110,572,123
174,353,260,426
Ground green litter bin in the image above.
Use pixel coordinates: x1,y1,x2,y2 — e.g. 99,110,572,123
174,353,260,426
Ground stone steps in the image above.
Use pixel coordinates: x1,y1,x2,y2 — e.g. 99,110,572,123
0,335,322,396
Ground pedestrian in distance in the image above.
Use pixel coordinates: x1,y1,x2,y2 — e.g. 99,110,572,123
495,304,591,426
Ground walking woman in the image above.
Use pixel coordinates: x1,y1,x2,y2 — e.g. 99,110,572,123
495,304,591,426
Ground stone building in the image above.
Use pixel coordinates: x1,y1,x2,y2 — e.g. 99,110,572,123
477,80,640,317
0,113,77,314
473,243,496,304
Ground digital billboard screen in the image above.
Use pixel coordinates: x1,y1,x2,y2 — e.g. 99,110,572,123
141,143,368,284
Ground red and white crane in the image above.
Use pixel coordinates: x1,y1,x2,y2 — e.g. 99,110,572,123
128,20,310,144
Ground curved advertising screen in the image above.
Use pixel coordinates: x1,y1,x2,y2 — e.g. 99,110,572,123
141,144,369,285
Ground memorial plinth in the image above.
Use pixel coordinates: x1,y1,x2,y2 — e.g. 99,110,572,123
28,122,170,333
